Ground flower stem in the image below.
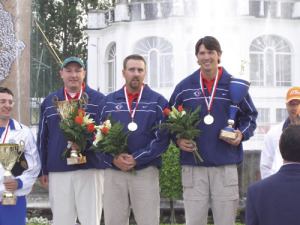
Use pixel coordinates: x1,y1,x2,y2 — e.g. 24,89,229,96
190,139,204,163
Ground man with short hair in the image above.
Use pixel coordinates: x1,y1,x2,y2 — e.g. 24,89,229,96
260,86,300,179
97,54,170,225
246,124,300,225
0,87,41,225
37,57,105,225
170,36,257,225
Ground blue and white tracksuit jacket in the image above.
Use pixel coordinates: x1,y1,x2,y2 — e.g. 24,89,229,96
170,67,258,167
37,85,105,175
0,118,41,198
97,84,170,170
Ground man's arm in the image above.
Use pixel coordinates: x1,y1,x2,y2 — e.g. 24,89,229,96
236,94,258,141
260,129,276,179
15,127,41,190
37,100,49,177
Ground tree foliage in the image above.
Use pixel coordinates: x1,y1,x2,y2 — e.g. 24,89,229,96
31,0,113,97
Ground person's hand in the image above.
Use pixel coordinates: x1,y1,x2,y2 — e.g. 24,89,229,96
3,179,18,191
127,155,137,167
177,139,195,152
113,154,136,171
38,175,49,189
221,130,243,146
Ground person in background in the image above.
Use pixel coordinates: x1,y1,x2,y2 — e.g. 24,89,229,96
0,87,41,225
169,36,257,225
260,86,300,179
37,57,105,225
246,124,300,225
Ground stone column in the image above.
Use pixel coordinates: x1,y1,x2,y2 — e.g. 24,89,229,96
0,0,30,126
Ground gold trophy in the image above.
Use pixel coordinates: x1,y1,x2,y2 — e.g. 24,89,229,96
220,60,250,139
52,92,89,165
0,140,25,205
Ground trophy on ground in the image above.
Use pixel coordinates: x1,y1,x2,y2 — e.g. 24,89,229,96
0,140,25,205
52,92,89,165
220,60,250,139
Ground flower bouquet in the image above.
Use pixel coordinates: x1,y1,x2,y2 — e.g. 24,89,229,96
91,114,137,174
59,108,95,163
155,105,203,163
91,114,130,157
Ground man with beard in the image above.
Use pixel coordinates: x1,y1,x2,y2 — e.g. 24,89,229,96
96,54,170,225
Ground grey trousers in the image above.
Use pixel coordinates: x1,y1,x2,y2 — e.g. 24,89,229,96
103,166,160,225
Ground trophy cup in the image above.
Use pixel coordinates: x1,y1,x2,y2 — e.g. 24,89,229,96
220,60,250,139
52,92,89,165
0,140,25,205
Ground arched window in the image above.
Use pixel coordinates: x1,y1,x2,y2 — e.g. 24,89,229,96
106,43,116,93
187,41,198,75
250,35,292,87
133,36,173,88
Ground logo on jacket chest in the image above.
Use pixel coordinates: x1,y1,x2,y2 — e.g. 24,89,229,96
194,90,202,98
115,104,123,110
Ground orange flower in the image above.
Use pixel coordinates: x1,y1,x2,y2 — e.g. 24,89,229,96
87,123,95,132
163,108,170,115
78,109,85,116
102,127,109,134
178,105,183,111
75,116,84,124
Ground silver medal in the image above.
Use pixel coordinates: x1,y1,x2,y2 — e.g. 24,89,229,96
128,121,138,131
204,114,214,125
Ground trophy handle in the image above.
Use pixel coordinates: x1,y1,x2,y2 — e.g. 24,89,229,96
52,95,63,121
16,140,25,162
80,92,89,111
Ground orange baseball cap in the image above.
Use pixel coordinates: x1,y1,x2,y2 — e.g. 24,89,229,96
286,86,300,103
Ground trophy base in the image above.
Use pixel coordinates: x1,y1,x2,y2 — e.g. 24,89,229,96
67,156,86,165
219,129,237,140
1,196,16,205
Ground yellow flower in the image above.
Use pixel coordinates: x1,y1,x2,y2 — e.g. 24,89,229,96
82,114,94,126
104,120,111,129
93,129,104,146
171,106,186,118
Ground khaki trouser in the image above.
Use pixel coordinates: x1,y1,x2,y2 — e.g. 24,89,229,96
182,164,239,225
104,166,160,225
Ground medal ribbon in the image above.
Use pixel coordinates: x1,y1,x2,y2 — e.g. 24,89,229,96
63,85,84,100
2,120,10,144
199,68,221,114
124,84,144,121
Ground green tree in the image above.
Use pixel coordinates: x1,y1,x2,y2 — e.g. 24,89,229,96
159,142,183,224
31,0,113,98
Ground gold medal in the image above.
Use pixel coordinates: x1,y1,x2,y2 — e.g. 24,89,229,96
128,121,138,131
204,114,214,125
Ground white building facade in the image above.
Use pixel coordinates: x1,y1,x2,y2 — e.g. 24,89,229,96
85,0,300,150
